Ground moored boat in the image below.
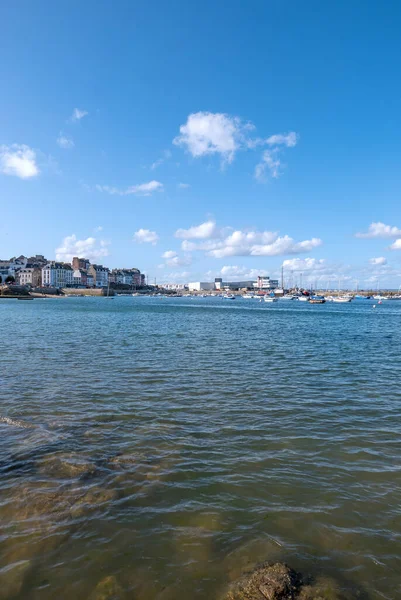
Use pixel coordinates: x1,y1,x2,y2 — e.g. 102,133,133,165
332,296,352,303
309,295,326,304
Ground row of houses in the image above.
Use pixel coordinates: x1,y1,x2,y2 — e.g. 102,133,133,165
0,255,145,289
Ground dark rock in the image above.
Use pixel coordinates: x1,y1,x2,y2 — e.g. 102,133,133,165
223,562,302,599
38,452,97,479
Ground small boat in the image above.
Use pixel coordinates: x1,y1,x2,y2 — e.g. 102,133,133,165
264,295,278,303
281,294,296,300
309,295,326,304
332,296,352,303
223,294,235,300
243,293,255,299
297,295,310,302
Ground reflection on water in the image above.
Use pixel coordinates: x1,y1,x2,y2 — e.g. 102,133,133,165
1,297,401,599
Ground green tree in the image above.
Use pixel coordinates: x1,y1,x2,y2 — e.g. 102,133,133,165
5,275,15,283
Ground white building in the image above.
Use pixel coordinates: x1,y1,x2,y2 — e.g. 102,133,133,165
42,262,74,288
163,283,187,290
187,281,215,291
253,276,279,291
0,256,27,283
16,267,42,287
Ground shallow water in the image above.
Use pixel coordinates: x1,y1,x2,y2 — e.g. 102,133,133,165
1,296,400,599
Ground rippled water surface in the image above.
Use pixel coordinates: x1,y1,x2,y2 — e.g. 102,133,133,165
1,296,401,599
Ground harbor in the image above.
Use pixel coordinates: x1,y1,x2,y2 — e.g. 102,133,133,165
1,295,401,599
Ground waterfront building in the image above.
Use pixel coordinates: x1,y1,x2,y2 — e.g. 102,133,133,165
72,269,88,287
26,255,47,267
72,256,91,271
16,266,42,287
163,283,188,290
89,264,109,288
222,280,256,290
109,268,145,287
188,282,215,291
42,262,74,287
253,276,279,291
0,256,28,282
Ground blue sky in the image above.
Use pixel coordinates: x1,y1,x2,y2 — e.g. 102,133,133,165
1,0,401,287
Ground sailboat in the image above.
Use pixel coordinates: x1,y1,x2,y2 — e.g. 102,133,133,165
105,279,114,298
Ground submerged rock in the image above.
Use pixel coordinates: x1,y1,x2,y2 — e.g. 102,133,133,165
38,452,97,479
298,576,345,600
0,559,31,599
89,575,125,600
221,562,352,600
222,562,302,599
69,485,118,517
0,415,36,429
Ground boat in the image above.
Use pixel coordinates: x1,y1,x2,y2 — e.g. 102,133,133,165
281,294,296,300
223,294,235,300
332,296,352,303
309,295,326,304
243,293,255,299
297,295,310,302
264,295,278,303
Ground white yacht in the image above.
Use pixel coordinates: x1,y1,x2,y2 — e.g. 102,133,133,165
332,296,352,303
264,295,278,303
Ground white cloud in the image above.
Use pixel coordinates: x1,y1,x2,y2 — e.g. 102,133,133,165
249,236,322,257
165,255,191,268
255,132,298,182
175,220,220,239
57,133,74,149
55,234,109,262
0,144,39,179
207,235,321,259
255,149,281,180
173,111,254,164
178,182,190,189
174,111,299,180
356,222,401,239
282,258,328,272
70,108,88,122
175,220,322,259
160,271,191,282
160,250,191,267
389,239,401,250
219,265,269,280
266,132,298,147
150,150,172,170
133,229,159,244
95,180,163,196
369,257,387,265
